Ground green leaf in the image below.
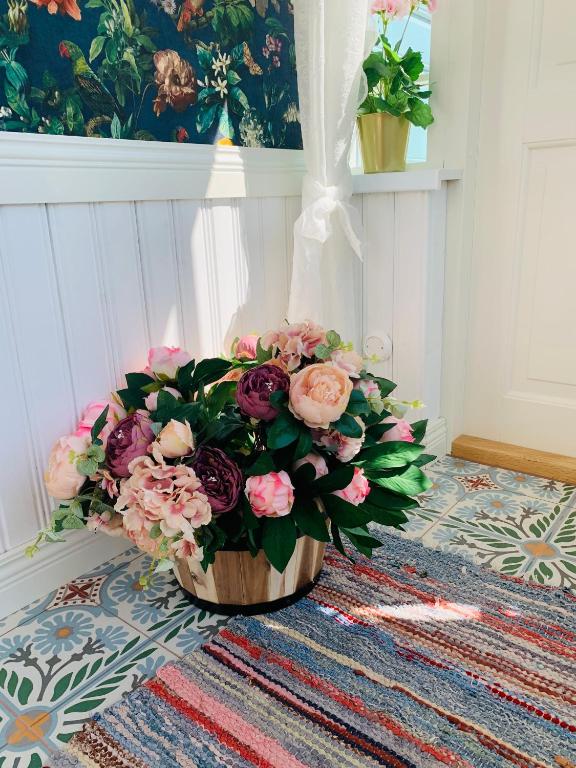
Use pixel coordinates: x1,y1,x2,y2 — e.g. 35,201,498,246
346,389,370,417
407,98,434,128
176,359,196,393
326,330,341,347
7,671,18,697
373,377,396,397
17,676,33,705
207,380,237,418
111,113,122,139
76,458,98,476
323,495,373,527
64,698,106,714
314,343,331,360
90,405,110,443
196,45,213,70
246,452,275,476
149,523,162,539
196,102,220,134
89,35,106,63
51,672,73,701
292,500,329,542
312,465,355,494
262,516,297,573
227,70,241,86
62,514,86,530
330,523,350,560
256,338,273,363
401,49,424,81
330,413,363,438
369,465,432,495
190,358,232,391
410,419,428,444
368,486,419,510
341,527,382,557
126,372,156,390
356,441,424,469
267,411,300,450
293,429,313,461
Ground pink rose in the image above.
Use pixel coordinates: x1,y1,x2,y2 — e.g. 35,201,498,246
170,527,203,561
245,471,295,518
261,321,327,371
144,386,181,412
289,363,353,429
379,416,415,443
312,418,365,462
293,452,328,479
75,400,127,445
148,346,192,379
427,0,438,11
234,334,259,361
44,433,90,500
333,467,371,506
355,378,380,399
330,350,364,378
154,419,194,459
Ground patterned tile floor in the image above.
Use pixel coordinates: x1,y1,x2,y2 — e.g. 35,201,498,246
1,456,575,767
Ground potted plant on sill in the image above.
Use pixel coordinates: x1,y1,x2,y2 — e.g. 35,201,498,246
358,0,436,173
30,322,432,616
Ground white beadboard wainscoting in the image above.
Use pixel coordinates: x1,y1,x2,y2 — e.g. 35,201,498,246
0,138,459,615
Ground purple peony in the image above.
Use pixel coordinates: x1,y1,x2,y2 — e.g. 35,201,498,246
191,447,243,514
105,413,155,478
236,364,290,421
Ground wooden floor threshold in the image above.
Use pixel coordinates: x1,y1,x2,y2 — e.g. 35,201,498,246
451,435,576,486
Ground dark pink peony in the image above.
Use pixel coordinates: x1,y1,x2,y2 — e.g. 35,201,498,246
236,364,290,421
105,413,155,478
191,447,243,514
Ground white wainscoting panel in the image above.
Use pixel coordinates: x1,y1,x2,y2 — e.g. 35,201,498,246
0,180,451,615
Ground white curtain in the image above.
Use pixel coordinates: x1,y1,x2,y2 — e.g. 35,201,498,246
287,0,377,340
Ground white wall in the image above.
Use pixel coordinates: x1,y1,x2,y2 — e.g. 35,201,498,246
0,180,451,555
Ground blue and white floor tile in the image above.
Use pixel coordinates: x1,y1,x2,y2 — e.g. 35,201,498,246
1,456,575,767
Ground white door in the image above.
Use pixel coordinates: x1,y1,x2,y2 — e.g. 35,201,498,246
461,0,576,456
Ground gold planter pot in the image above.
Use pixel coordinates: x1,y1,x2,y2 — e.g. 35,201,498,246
175,536,325,616
357,112,410,173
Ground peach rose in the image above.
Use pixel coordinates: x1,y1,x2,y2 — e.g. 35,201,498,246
144,386,181,412
289,363,353,429
244,471,294,518
44,433,90,500
333,467,371,506
293,452,328,479
379,416,415,443
148,346,192,379
154,419,194,459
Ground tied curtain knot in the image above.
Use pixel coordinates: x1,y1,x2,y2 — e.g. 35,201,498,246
298,175,363,261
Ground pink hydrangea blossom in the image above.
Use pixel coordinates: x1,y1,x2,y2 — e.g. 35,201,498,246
312,417,365,462
293,452,329,479
86,510,124,537
244,471,295,518
333,467,371,506
261,321,327,372
148,346,192,379
115,455,212,546
379,416,415,443
75,400,127,445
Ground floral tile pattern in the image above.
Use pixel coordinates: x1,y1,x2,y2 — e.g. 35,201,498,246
1,455,575,768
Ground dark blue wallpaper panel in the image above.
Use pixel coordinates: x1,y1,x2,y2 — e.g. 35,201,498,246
0,0,302,147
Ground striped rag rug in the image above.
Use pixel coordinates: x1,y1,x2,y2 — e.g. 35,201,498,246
52,534,576,768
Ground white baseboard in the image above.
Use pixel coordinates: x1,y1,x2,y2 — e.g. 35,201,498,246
424,416,448,459
0,531,132,620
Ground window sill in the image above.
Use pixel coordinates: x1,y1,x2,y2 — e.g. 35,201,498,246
352,167,463,194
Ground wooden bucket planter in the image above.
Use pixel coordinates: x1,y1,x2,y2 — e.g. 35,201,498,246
174,536,325,615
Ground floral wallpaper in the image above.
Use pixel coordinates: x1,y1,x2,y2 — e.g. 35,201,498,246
0,0,302,147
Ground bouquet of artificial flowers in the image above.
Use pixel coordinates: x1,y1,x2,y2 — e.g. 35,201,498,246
30,321,432,582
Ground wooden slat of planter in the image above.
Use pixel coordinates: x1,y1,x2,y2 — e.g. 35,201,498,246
295,536,315,591
239,549,269,605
